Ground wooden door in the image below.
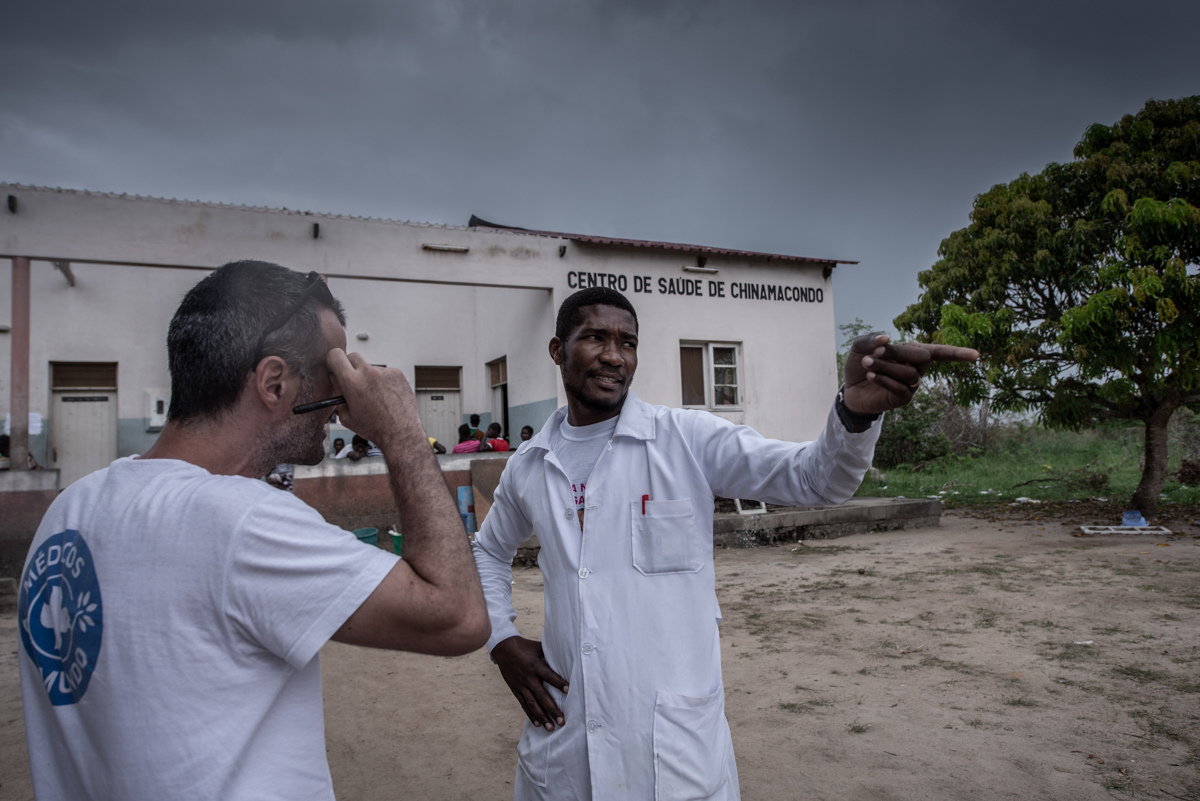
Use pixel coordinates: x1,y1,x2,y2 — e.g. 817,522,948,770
416,390,461,450
51,391,118,487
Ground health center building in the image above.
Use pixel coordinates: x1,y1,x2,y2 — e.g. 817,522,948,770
1,183,853,495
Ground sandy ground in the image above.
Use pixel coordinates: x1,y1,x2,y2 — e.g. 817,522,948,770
2,514,1199,800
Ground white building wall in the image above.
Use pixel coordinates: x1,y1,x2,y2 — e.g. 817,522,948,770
2,184,845,478
550,244,837,442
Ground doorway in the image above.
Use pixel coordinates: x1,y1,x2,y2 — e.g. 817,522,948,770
487,357,509,439
414,366,462,450
49,362,119,488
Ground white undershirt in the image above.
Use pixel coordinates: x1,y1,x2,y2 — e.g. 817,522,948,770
548,415,618,524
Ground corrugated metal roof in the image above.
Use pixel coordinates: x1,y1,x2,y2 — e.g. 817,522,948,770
1,185,857,265
0,183,473,231
467,215,857,265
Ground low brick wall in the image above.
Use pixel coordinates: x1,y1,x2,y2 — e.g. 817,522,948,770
0,470,59,579
292,452,511,537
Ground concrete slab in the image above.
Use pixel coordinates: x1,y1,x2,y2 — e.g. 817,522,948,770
509,498,941,564
713,497,941,548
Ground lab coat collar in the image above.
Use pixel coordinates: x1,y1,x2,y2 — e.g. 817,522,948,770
524,390,656,454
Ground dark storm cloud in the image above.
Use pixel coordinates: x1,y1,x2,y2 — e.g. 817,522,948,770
2,0,1197,334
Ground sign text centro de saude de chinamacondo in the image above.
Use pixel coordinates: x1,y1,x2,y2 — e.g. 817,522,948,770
566,270,824,304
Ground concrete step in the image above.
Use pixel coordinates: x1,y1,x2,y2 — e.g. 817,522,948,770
511,497,941,564
713,497,941,548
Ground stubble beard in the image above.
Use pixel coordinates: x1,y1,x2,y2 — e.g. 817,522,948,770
563,367,627,417
251,374,328,473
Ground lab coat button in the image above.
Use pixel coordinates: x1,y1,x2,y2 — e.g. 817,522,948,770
578,567,590,578
564,509,575,520
582,642,594,655
586,720,601,733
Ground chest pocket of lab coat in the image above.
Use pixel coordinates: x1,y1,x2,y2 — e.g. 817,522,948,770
631,499,703,575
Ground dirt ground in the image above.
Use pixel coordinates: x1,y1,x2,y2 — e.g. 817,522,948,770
2,513,1199,800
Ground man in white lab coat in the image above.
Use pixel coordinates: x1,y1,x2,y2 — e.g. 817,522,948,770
473,287,977,800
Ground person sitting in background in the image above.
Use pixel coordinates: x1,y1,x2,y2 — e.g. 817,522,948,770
268,463,294,492
520,425,534,442
451,424,482,454
468,414,485,441
429,436,447,454
346,434,371,461
484,423,509,452
0,434,42,469
331,437,347,459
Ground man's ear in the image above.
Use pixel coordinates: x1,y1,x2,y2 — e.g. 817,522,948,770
549,337,564,366
253,355,292,411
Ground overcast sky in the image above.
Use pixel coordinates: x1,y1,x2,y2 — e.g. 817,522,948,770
3,0,1197,338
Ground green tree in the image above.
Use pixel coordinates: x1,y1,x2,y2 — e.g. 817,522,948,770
895,96,1200,517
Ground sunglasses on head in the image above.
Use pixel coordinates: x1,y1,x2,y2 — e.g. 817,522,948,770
253,271,346,415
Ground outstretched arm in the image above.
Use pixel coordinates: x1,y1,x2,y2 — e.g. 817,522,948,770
328,350,489,655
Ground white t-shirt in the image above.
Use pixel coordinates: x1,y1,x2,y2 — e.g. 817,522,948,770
18,456,398,801
548,415,618,528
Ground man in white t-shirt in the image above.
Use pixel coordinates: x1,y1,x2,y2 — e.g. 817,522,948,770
18,260,489,800
473,287,977,800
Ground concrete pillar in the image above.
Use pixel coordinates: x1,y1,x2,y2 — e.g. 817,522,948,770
9,257,30,471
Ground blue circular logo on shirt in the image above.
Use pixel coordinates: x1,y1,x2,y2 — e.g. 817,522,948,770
19,530,103,706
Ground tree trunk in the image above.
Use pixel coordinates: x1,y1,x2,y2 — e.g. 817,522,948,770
979,396,989,452
1130,398,1179,518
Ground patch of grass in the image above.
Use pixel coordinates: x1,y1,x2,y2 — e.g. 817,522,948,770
1162,613,1182,621
920,656,980,675
1092,625,1129,635
1113,665,1168,684
779,699,832,714
1053,676,1102,693
853,425,1163,505
1146,718,1188,743
1050,643,1097,662
1005,697,1039,707
1021,619,1064,629
972,608,999,629
967,718,984,728
967,564,1008,577
848,721,871,734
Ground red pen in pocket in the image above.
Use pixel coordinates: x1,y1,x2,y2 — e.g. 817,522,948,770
642,494,649,514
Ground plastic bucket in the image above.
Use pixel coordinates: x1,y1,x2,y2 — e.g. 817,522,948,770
390,530,404,557
1121,511,1147,527
353,527,379,546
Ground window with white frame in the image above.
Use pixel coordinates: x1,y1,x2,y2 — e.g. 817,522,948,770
680,342,742,409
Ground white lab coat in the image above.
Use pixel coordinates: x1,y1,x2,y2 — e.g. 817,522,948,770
473,391,880,801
